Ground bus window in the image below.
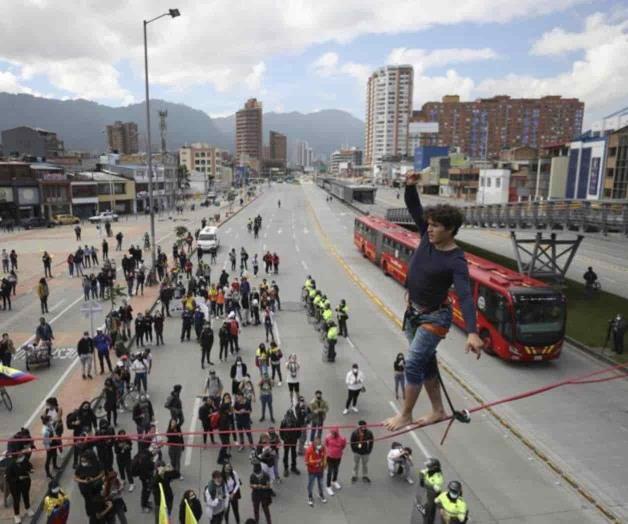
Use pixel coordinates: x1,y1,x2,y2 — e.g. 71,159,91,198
478,285,513,341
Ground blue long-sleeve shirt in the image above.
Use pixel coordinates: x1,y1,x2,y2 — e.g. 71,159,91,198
405,185,477,334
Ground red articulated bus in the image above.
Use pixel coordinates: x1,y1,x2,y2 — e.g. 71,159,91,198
354,215,566,362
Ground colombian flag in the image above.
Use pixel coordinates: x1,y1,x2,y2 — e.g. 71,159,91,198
47,499,70,524
184,500,199,524
0,364,36,387
158,483,169,524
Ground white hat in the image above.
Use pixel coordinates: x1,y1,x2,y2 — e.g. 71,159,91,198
228,311,236,319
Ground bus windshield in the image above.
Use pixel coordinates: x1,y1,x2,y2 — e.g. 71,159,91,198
512,291,566,346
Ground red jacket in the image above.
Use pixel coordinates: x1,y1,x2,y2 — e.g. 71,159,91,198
324,430,347,460
305,444,326,474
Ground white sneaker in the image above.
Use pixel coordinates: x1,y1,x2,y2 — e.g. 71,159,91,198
342,408,349,415
14,516,21,524
326,486,335,496
351,406,359,413
278,381,282,386
389,472,395,478
179,475,184,481
307,497,314,507
406,477,415,485
25,509,35,517
128,483,135,492
332,481,341,490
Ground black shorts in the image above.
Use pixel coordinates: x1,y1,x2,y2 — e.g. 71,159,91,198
288,382,299,394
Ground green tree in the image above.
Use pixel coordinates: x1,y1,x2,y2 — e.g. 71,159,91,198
177,165,191,191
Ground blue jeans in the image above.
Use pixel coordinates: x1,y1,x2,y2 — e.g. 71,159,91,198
404,307,452,386
307,471,324,498
134,372,148,392
260,394,273,420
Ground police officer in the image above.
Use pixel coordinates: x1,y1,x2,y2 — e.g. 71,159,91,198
435,481,468,523
336,299,349,337
417,458,444,524
326,321,338,362
321,303,334,332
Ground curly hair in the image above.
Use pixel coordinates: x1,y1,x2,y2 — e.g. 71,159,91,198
424,205,465,236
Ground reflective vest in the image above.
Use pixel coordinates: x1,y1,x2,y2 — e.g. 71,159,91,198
336,304,348,318
313,296,322,308
309,288,317,299
304,279,313,289
435,493,468,523
322,308,333,322
420,469,444,493
323,299,331,309
327,326,338,340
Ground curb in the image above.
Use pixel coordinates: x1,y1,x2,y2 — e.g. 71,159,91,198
29,191,262,523
565,336,625,368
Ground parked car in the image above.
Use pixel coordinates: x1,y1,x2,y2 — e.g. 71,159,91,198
22,217,55,229
88,211,119,223
52,213,80,225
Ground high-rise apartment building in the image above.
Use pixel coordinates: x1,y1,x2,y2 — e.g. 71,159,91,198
236,98,263,167
106,121,139,154
416,95,584,160
295,140,313,168
364,65,414,167
269,131,287,166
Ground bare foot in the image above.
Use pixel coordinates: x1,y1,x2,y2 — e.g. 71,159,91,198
383,413,413,431
415,411,447,428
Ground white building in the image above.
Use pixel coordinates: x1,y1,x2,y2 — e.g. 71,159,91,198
179,143,230,192
330,148,363,175
365,65,413,168
295,140,313,168
477,169,510,205
565,137,607,200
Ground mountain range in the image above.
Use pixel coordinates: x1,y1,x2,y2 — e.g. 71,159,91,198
0,93,364,159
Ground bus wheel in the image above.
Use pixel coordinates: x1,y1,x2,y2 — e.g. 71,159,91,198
480,329,495,356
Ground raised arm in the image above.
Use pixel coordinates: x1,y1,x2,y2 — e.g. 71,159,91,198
404,176,427,237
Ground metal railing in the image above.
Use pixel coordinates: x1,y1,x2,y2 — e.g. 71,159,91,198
386,200,628,237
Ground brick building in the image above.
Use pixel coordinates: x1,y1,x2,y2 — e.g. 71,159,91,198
415,95,584,160
236,98,263,168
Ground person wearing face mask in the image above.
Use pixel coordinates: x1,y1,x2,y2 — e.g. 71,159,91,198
95,419,115,473
230,357,247,395
393,353,406,400
43,479,70,524
103,469,127,524
285,354,300,405
114,429,134,492
179,489,203,524
132,394,154,435
435,481,469,523
249,460,272,524
74,450,105,516
305,438,328,508
324,427,347,496
200,322,215,368
204,470,228,523
350,420,374,483
6,452,34,523
233,392,253,450
294,396,311,455
77,331,95,380
153,460,181,519
343,363,365,415
222,463,242,524
309,391,328,442
217,393,235,465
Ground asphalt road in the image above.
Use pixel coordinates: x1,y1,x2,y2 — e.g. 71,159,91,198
310,182,628,522
43,183,618,524
375,187,628,299
4,184,624,523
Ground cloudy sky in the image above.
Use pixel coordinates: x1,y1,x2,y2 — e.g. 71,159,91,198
1,0,626,126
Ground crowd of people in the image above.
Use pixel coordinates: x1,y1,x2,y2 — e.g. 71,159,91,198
1,186,472,524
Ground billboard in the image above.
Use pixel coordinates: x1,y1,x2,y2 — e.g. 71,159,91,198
588,157,601,197
414,146,449,171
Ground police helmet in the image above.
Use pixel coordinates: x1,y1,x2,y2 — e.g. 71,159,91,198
425,458,441,473
447,480,462,499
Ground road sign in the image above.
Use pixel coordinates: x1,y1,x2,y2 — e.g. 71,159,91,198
80,301,103,335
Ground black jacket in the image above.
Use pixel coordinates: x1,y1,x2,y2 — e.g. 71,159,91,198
230,362,247,379
350,428,374,455
200,327,214,349
179,495,203,524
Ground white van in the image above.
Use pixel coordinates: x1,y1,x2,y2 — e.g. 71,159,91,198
197,226,220,253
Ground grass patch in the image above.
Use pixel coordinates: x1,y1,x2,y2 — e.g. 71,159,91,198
457,240,628,356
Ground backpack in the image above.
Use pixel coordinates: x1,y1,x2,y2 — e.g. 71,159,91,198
66,410,79,429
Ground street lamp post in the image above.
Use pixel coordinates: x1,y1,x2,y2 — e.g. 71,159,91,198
143,8,180,269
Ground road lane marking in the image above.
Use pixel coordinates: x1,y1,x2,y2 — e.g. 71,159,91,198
389,401,429,458
301,260,308,271
49,299,66,312
305,198,622,524
346,337,355,348
295,245,300,253
185,397,202,466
